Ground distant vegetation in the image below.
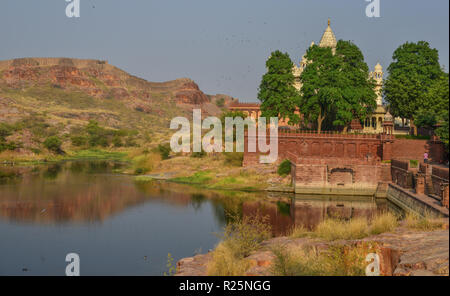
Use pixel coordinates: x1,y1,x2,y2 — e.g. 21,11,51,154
70,120,138,149
43,136,63,154
0,123,21,152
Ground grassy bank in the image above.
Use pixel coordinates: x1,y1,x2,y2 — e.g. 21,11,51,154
206,212,446,276
0,148,129,164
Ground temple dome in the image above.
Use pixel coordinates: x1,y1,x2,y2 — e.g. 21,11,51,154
384,111,393,122
319,19,337,49
375,62,382,71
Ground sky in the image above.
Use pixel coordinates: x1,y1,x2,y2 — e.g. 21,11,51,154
0,0,448,102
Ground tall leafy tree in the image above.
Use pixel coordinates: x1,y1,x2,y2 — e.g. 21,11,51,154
435,110,449,153
334,40,377,132
258,51,300,125
415,73,449,151
299,45,341,133
383,41,443,134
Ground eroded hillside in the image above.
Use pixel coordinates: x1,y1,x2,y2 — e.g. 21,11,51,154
0,57,235,155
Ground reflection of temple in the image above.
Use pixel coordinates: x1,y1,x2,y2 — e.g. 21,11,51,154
242,196,386,236
230,19,391,133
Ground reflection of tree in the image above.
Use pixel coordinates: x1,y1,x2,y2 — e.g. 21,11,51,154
1,162,383,234
43,164,62,180
0,162,259,225
190,194,206,211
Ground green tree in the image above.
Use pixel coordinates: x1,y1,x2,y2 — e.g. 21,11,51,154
299,45,341,133
383,41,443,134
157,143,171,160
86,120,110,147
415,73,449,127
258,51,300,125
414,73,449,151
435,110,449,152
43,136,63,153
334,41,377,132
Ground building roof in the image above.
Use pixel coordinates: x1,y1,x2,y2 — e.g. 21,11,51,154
229,102,261,108
319,19,337,49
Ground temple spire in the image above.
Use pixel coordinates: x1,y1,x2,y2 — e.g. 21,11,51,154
319,18,337,50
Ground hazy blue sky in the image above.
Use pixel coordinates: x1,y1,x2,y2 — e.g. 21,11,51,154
0,0,448,101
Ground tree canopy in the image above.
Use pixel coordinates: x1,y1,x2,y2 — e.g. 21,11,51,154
415,73,449,151
333,40,377,130
257,50,300,125
383,41,443,124
299,41,376,133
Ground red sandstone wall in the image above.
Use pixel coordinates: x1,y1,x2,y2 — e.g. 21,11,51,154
392,139,428,161
431,166,450,201
392,139,446,163
391,159,414,189
291,158,389,188
244,131,385,165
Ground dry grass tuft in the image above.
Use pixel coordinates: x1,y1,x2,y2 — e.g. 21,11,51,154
207,215,271,276
404,212,445,231
315,217,368,241
369,212,398,235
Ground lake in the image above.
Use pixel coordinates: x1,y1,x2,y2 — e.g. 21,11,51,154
0,161,391,275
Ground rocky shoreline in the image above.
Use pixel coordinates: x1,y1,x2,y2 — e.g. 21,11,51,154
176,226,449,276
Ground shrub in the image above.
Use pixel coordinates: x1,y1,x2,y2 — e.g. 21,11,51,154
0,123,14,139
157,143,171,160
132,153,161,175
409,159,419,168
0,140,21,152
112,135,123,147
86,120,111,147
43,136,63,153
219,215,271,258
71,135,87,147
277,159,291,176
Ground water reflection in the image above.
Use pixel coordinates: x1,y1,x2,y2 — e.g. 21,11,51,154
0,161,393,275
0,161,254,224
243,196,388,236
0,161,388,230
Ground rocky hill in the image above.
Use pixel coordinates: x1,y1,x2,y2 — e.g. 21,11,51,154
0,57,236,154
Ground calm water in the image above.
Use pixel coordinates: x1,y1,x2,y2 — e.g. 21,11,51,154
0,161,389,275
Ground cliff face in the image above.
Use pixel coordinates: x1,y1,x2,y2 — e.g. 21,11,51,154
0,57,212,109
